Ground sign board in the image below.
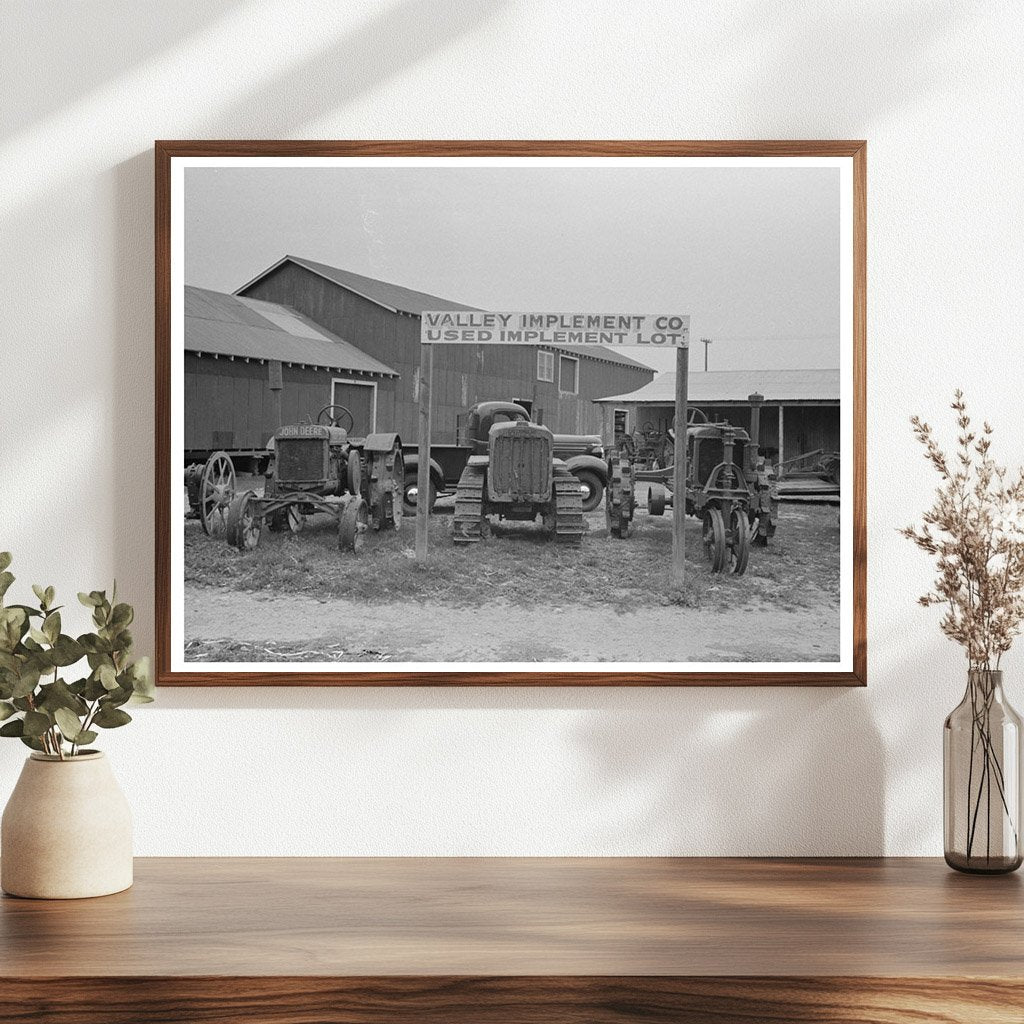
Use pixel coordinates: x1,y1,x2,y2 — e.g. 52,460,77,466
421,312,689,348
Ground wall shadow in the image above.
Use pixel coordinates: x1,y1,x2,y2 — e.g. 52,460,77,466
1,1,241,139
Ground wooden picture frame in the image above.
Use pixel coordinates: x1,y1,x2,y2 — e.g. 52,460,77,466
156,140,866,686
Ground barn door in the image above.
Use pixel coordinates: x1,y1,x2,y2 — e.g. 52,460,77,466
331,379,376,434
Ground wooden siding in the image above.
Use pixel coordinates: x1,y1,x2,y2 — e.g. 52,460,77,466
184,353,398,452
240,262,654,440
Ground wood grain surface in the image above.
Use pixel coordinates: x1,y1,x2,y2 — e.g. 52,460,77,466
2,858,1020,1023
155,138,867,688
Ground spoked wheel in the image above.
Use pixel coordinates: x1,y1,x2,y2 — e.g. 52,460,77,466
702,508,726,572
338,498,369,554
268,505,303,534
726,508,750,575
226,490,261,551
200,451,235,536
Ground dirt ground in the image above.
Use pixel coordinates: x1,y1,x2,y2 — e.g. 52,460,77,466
183,494,841,665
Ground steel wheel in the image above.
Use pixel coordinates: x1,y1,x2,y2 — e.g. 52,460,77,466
347,450,362,496
268,506,303,534
339,498,368,554
226,491,261,551
200,451,235,536
702,508,726,572
388,447,405,530
647,484,667,517
605,499,629,539
749,514,769,547
727,508,750,575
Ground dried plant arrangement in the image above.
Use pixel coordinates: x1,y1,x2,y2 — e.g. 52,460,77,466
903,391,1024,871
903,391,1024,666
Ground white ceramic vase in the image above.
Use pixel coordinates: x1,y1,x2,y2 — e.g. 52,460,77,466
1,751,133,899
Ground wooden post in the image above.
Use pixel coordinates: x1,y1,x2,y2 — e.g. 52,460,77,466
672,346,688,586
778,404,785,469
415,343,434,562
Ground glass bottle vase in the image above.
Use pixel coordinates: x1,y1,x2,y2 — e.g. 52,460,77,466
944,669,1023,873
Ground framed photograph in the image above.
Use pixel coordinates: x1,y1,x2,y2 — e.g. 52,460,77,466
156,141,865,686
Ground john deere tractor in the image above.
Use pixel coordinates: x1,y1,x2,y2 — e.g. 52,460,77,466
225,404,404,555
451,420,584,545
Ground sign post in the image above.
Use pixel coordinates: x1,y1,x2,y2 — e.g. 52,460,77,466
417,311,689,564
672,345,688,587
414,343,434,562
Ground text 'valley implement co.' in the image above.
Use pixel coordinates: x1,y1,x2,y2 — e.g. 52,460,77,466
421,312,690,347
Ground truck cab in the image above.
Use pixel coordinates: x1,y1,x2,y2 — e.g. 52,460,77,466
463,402,531,454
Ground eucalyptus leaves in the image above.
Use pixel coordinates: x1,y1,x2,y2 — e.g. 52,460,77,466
0,553,153,759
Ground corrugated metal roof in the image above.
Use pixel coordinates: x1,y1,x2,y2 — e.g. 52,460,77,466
184,287,399,376
594,368,840,404
237,256,653,374
279,255,481,315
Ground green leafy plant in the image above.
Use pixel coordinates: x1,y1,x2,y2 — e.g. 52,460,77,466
0,552,153,759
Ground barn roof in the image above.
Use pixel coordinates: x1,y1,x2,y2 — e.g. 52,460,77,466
237,256,654,374
184,286,399,377
595,368,840,405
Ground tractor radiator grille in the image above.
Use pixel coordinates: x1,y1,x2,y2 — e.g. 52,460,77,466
276,438,326,484
489,432,552,502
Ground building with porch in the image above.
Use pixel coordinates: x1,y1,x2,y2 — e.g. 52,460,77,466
593,368,840,468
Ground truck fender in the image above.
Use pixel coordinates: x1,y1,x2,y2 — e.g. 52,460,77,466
562,454,608,482
362,432,402,453
402,453,445,488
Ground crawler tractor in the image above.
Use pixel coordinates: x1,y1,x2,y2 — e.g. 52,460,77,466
224,404,404,554
451,420,584,545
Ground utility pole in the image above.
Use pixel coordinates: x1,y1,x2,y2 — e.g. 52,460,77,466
700,337,712,372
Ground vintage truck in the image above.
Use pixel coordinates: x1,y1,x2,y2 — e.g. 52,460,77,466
402,401,608,515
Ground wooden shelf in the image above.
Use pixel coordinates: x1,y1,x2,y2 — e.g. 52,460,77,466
2,857,1022,1022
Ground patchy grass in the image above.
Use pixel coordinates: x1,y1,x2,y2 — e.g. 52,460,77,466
185,498,840,613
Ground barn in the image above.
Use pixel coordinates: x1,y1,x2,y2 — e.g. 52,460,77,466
184,286,399,467
235,255,656,441
593,368,840,468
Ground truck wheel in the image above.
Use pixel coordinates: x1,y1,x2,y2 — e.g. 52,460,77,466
403,478,437,517
573,468,604,513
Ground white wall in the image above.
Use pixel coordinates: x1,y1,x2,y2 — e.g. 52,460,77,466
1,0,1022,855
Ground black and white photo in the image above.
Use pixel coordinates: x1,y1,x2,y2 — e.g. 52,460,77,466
157,143,865,684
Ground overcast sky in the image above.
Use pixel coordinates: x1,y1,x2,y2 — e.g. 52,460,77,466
185,163,840,374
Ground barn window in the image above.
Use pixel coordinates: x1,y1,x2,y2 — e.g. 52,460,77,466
537,350,554,382
559,354,579,395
